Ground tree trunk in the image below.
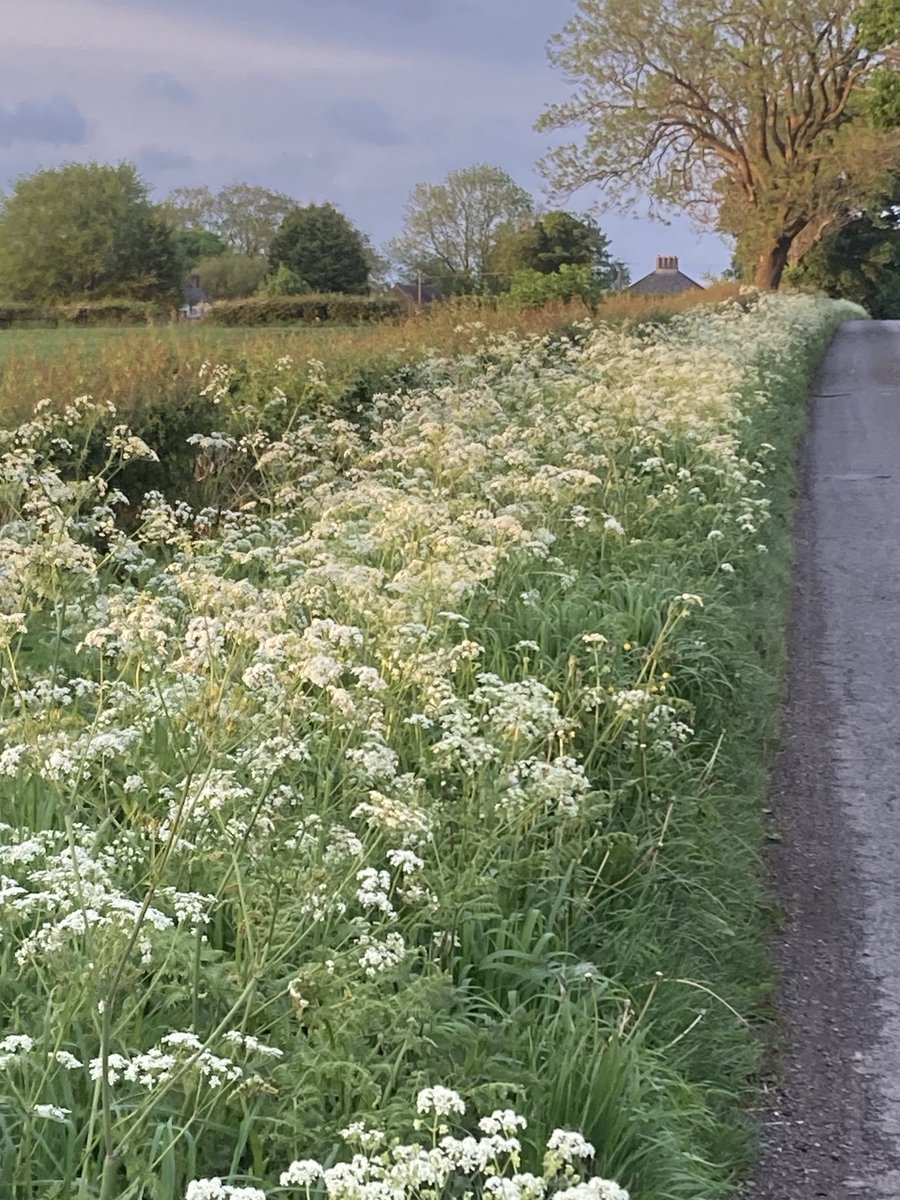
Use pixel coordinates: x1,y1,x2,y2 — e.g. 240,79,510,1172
788,215,838,268
754,236,794,290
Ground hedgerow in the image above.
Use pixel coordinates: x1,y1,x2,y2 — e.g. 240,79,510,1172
206,294,401,326
0,298,162,328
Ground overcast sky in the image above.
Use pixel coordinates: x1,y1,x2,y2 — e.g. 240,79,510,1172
0,0,732,280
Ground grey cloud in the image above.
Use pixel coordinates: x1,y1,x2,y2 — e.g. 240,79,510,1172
0,2,731,273
140,72,195,106
324,99,404,147
99,0,563,64
139,146,196,172
0,95,88,148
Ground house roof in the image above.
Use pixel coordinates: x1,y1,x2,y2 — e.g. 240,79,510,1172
183,284,210,305
391,281,443,304
627,255,703,295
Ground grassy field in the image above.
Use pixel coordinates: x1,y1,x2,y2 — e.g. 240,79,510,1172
0,286,745,422
0,320,398,373
0,291,858,1200
0,323,336,369
0,322,365,420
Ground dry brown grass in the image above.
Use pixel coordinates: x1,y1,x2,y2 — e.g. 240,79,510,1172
595,281,745,322
0,288,739,426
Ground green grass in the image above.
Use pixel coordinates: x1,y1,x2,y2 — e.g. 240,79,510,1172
0,322,353,371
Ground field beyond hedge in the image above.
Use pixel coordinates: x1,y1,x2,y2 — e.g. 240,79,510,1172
0,287,745,426
0,293,859,1200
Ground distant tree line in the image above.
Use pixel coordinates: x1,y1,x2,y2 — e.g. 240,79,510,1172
3,135,897,314
3,0,900,312
0,160,626,312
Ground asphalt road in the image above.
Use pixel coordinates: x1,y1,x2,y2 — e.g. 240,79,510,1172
750,320,900,1197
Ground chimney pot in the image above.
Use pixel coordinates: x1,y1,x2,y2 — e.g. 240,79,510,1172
655,255,678,271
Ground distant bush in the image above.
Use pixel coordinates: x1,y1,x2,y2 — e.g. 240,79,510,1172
503,264,607,307
195,253,269,299
207,293,401,325
258,265,309,296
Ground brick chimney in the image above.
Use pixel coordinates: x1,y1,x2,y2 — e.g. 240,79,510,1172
655,255,679,271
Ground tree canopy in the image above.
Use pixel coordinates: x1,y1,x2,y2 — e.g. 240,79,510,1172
174,228,228,272
390,165,533,293
193,254,268,300
492,210,618,286
164,183,296,257
268,204,370,294
0,162,180,303
538,0,900,288
788,174,900,316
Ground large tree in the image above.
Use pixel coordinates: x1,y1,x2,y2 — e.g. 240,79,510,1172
390,164,533,293
0,162,180,303
268,204,370,293
163,186,218,233
492,210,618,286
164,182,296,257
538,0,900,289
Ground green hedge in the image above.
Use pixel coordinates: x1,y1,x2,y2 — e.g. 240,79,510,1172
205,293,401,326
0,298,167,328
0,294,400,329
52,299,161,326
0,302,54,328
61,353,430,518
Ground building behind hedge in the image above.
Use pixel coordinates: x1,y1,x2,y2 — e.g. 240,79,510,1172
628,256,703,295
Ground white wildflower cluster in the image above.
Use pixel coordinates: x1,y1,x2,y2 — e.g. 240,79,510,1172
608,688,694,757
186,1091,628,1200
545,1129,596,1164
416,1085,467,1116
431,700,501,773
0,825,214,972
356,930,407,978
0,1033,36,1067
186,1181,267,1200
352,788,433,846
478,1109,528,1135
221,1031,284,1059
297,880,349,925
346,736,400,784
107,424,159,463
355,867,396,919
472,674,572,744
87,1028,281,1093
198,361,236,404
31,1103,71,1122
502,756,592,818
